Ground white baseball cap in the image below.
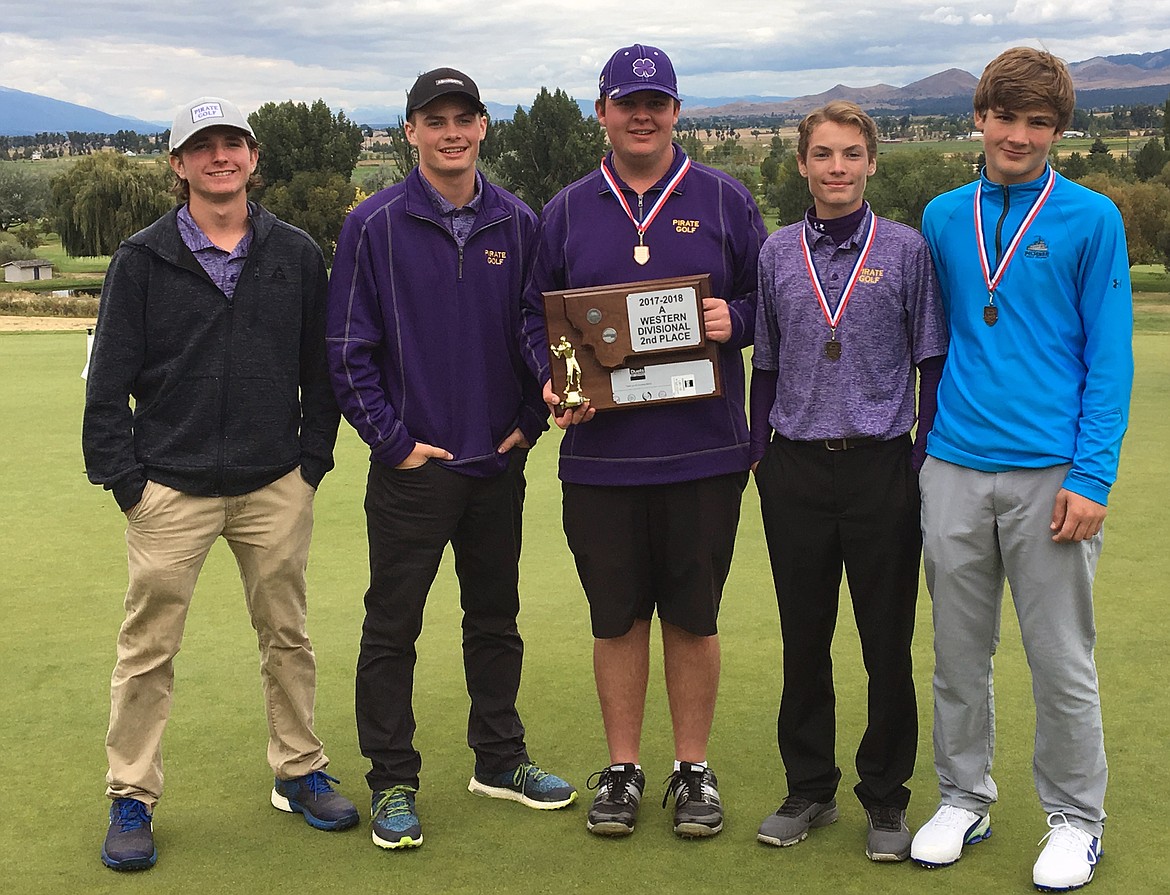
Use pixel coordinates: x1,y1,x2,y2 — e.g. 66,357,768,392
169,97,255,152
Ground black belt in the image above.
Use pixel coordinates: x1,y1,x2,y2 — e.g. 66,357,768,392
817,437,876,451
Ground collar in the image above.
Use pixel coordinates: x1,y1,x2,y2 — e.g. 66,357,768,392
176,203,253,256
979,164,1055,200
804,202,870,248
596,142,688,196
419,168,484,216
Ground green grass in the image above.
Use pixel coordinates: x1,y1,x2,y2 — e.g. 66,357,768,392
1131,265,1170,334
31,232,111,276
1,333,1167,893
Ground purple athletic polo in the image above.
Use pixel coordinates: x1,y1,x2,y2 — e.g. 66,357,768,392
753,204,947,441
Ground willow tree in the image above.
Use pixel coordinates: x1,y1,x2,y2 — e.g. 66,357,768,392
49,154,171,256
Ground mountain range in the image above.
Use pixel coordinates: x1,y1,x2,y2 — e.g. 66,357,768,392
683,49,1170,118
0,86,164,136
3,49,1170,136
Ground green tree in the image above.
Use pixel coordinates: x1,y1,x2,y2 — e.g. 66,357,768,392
1163,97,1170,151
0,230,37,265
0,165,50,231
865,149,973,229
1087,137,1115,175
48,154,170,257
764,154,808,226
674,131,705,162
382,117,418,184
1134,138,1170,181
248,99,363,188
1056,151,1090,181
246,99,363,259
488,88,606,212
1079,174,1170,268
760,155,780,184
15,218,45,250
260,170,355,264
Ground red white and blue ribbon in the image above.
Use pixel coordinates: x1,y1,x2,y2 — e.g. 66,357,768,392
974,165,1056,300
600,153,691,242
800,209,877,334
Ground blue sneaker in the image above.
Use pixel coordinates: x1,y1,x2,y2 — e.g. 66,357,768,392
468,761,577,809
271,770,360,831
372,786,422,849
101,798,157,871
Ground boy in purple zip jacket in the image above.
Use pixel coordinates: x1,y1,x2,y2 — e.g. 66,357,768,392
327,68,576,851
520,44,767,839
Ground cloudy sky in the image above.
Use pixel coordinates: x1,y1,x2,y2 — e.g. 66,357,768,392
3,0,1169,123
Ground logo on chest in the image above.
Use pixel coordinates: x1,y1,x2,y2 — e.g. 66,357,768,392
484,249,507,266
1024,236,1049,260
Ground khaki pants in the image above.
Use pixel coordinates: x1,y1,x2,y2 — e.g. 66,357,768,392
105,469,327,807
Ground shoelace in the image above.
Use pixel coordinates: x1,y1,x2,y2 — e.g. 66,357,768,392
661,768,705,808
588,766,638,801
931,803,980,831
374,787,417,819
867,805,904,832
301,770,342,796
113,799,151,831
777,796,815,817
1037,812,1099,864
512,762,548,787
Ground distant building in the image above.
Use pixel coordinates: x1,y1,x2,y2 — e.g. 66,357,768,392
2,259,54,283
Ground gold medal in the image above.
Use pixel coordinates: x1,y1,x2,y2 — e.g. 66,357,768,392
600,154,691,271
824,339,842,360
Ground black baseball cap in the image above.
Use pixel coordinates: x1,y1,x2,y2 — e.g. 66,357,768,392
405,68,488,118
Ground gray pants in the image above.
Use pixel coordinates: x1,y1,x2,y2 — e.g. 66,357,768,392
920,458,1107,836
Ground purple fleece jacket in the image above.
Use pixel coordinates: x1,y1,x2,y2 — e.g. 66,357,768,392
520,146,768,486
328,168,547,477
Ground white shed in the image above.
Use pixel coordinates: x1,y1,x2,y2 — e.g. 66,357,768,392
2,259,54,283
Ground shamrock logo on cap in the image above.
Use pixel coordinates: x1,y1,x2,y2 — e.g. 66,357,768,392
633,58,657,79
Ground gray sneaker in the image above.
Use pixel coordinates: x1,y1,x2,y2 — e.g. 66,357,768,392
586,763,645,836
865,805,911,862
757,796,839,846
662,762,723,838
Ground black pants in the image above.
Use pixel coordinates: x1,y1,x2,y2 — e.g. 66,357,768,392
356,454,529,792
756,435,919,809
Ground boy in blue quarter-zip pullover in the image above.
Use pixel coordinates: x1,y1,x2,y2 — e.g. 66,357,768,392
327,68,575,852
909,49,1134,893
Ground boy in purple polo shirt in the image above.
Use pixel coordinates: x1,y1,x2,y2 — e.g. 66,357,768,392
327,68,576,851
521,44,767,839
750,101,947,862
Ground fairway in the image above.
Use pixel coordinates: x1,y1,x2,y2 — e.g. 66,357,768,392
1,332,1166,894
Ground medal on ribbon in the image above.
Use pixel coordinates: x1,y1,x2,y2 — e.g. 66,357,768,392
601,153,691,265
800,210,877,361
974,166,1055,327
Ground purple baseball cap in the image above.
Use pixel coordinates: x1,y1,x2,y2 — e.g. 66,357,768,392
599,44,679,102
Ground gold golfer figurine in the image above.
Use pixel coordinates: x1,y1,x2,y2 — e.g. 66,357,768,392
551,335,587,409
